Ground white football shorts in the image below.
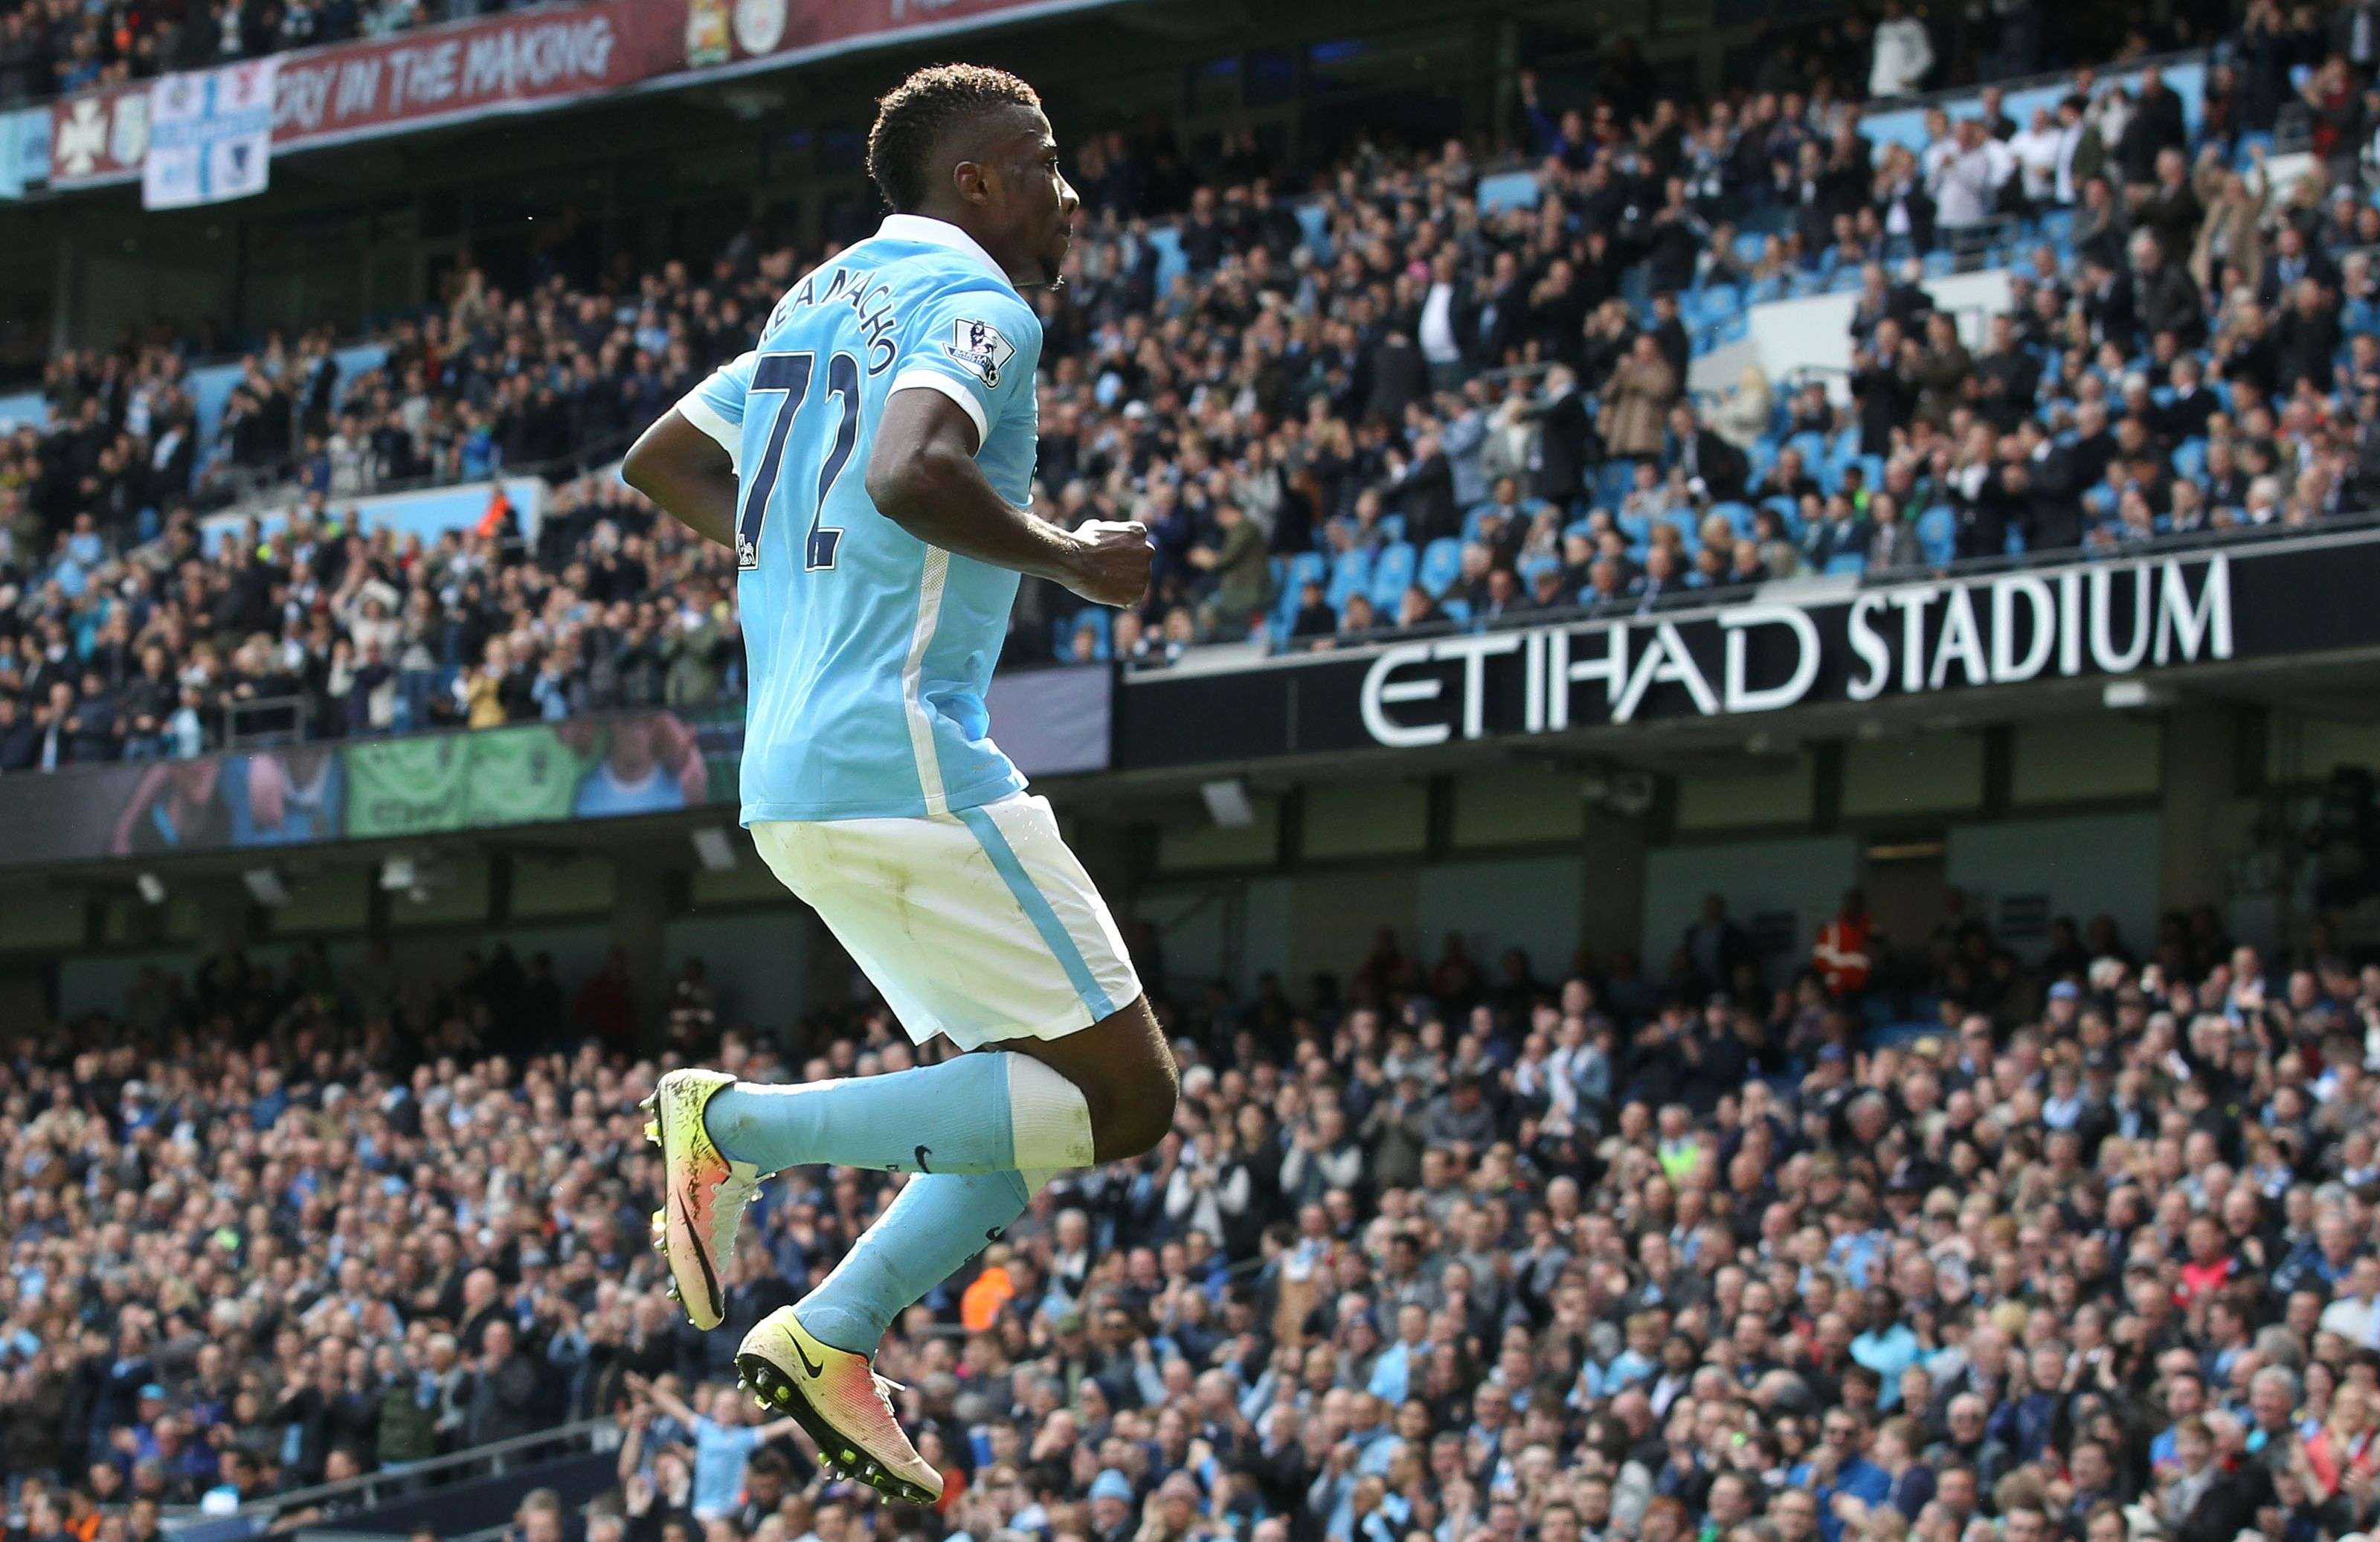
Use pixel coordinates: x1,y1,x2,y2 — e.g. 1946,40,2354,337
750,791,1143,1051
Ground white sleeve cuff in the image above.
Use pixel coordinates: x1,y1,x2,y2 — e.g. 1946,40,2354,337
675,392,742,473
888,368,989,450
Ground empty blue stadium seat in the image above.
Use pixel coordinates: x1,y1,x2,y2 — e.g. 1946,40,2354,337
1325,547,1374,608
1824,552,1868,577
1146,226,1188,291
1270,589,1300,640
1417,537,1463,597
1916,507,1956,566
2172,437,2208,480
1596,461,1638,508
1295,203,1330,256
1713,501,1757,539
1696,284,1743,324
1440,597,1473,623
1368,542,1417,611
1282,550,1326,597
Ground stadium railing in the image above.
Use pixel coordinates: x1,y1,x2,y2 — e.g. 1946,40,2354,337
1237,504,2379,663
200,423,645,527
1855,47,2213,155
160,1416,619,1534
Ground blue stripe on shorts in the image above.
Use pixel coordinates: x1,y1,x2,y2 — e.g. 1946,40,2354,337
955,804,1119,1022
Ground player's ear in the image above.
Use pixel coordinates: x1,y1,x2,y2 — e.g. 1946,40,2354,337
951,157,993,209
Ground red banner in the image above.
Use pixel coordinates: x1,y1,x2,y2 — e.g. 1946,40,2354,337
684,0,1108,73
51,0,681,186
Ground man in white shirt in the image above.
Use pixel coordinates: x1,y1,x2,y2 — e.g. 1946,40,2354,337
1978,124,2018,202
1417,248,1464,387
1870,0,1936,97
2008,106,2062,206
1919,106,1958,184
2319,1256,2380,1346
1931,120,1999,230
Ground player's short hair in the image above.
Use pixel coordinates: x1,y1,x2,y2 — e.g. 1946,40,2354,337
866,63,1041,213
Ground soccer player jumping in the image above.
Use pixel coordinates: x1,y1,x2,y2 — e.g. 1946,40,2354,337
620,65,1176,1506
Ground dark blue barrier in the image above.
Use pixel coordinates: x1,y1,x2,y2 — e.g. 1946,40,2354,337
292,1451,614,1541
166,1520,265,1542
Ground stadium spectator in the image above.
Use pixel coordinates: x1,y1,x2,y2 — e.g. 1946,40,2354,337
1868,0,1936,98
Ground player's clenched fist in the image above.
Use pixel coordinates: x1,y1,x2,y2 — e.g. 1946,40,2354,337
1062,519,1154,607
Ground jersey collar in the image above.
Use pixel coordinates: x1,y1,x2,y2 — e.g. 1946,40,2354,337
877,213,1015,290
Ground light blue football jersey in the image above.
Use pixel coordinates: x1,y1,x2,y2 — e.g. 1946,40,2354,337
675,214,1044,823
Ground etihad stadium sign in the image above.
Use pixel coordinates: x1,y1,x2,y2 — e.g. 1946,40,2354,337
1114,531,2380,768
1355,554,2232,747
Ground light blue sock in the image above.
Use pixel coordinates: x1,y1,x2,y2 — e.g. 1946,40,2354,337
797,1169,1035,1354
702,1052,1094,1176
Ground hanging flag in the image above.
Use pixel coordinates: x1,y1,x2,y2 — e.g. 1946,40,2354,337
0,107,48,200
143,58,277,211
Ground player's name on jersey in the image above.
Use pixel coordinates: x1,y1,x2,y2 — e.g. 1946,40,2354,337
771,265,900,375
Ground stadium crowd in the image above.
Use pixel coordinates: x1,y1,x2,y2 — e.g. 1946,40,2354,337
0,0,596,104
7,4,2380,756
0,456,740,764
7,890,2380,1542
